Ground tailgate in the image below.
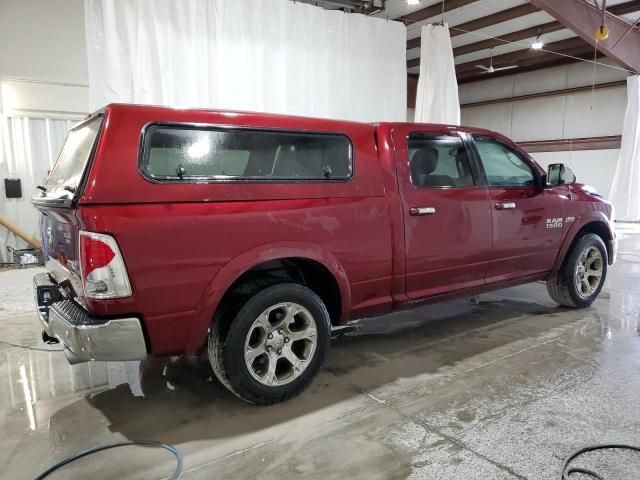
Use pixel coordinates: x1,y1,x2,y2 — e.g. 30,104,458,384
38,207,84,299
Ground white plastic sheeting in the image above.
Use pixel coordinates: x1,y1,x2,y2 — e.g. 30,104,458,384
84,0,407,122
414,24,460,125
610,75,640,222
0,117,72,262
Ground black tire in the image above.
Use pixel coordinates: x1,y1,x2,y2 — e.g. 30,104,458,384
208,283,331,405
546,233,608,308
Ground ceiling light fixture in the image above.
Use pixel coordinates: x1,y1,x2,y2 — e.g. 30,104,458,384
531,39,544,50
407,0,420,5
531,29,544,50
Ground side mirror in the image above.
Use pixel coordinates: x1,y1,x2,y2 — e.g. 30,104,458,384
546,163,576,187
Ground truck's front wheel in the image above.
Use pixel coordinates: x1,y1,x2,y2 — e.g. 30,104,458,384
208,283,331,405
546,233,608,308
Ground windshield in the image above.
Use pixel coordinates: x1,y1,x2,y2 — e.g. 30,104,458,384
46,116,102,192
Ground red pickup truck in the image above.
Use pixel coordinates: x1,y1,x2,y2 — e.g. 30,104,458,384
33,104,616,404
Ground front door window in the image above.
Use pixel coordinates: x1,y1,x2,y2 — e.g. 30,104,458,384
473,135,535,187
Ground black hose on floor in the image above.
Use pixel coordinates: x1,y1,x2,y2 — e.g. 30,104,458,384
561,444,640,479
34,441,183,480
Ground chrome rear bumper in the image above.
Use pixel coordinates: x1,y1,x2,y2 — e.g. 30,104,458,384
33,273,147,364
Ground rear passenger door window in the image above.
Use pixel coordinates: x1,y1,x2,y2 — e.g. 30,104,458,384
408,133,475,187
472,136,535,187
141,125,353,181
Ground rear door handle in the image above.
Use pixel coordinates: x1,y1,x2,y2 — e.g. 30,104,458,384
409,207,436,216
495,202,516,210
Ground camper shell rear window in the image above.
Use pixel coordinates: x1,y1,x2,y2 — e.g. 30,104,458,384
46,116,102,192
140,124,353,182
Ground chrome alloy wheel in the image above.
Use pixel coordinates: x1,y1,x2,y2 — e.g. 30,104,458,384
575,246,604,297
244,302,318,387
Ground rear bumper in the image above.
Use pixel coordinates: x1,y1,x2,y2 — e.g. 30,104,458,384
33,273,147,364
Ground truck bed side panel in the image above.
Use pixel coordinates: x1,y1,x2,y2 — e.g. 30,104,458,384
79,197,392,355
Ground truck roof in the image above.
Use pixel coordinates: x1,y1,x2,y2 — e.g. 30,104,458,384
92,103,502,140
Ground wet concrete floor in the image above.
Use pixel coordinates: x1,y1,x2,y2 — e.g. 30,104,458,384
1,224,640,479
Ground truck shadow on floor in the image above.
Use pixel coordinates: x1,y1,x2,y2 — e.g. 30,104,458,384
47,289,593,447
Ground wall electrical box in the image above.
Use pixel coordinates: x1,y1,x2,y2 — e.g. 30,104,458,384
4,178,22,199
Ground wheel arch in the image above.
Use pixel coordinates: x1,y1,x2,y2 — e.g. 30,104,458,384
184,242,351,354
552,213,614,274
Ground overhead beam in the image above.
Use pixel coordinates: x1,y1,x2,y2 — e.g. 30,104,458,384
453,21,562,57
407,3,538,50
454,36,593,74
399,0,480,26
449,3,539,38
457,48,604,83
528,0,640,73
409,35,592,69
454,0,640,57
458,54,604,83
403,0,482,50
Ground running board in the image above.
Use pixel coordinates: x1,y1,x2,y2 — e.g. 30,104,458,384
330,325,357,338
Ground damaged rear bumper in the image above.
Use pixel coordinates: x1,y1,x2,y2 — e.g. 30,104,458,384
33,272,147,364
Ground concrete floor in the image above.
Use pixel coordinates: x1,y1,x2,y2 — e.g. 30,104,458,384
2,225,640,479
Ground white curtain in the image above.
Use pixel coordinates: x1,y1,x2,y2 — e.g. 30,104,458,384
610,75,640,222
0,117,72,262
414,24,460,125
84,0,407,123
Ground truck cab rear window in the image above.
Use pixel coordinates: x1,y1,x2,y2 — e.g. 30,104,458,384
141,125,353,181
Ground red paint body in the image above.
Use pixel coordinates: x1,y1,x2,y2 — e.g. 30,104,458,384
34,104,616,357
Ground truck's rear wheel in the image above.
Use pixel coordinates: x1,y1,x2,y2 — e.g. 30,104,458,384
208,283,330,405
546,233,607,308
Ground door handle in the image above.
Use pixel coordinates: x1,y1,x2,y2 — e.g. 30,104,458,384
409,207,436,216
495,202,516,210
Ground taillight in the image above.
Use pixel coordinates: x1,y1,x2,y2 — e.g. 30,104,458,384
79,231,132,299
